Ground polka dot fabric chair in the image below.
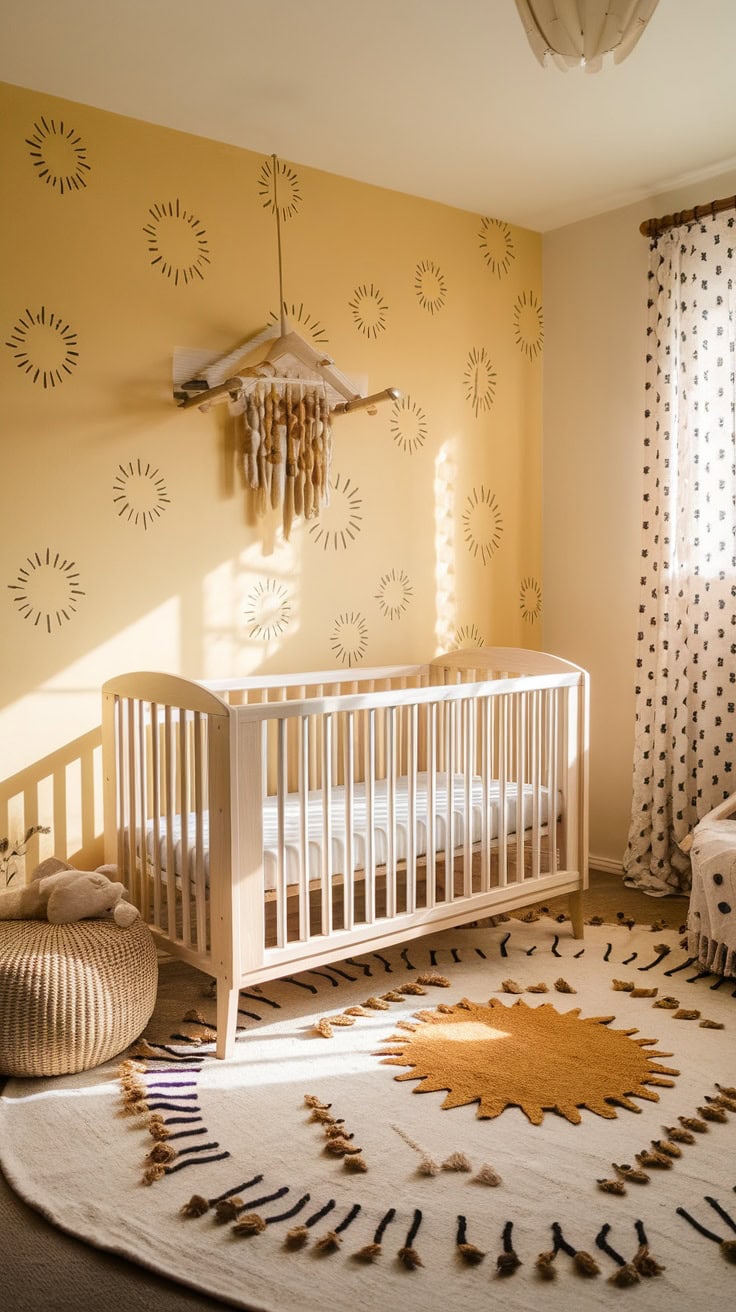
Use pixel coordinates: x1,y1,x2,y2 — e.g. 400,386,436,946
685,793,736,978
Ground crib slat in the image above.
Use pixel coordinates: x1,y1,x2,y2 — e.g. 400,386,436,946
125,699,138,908
516,693,526,884
193,712,207,953
463,698,473,897
151,703,162,929
276,718,287,949
343,712,355,931
114,698,125,882
406,703,418,913
386,705,397,919
549,690,559,875
426,702,436,907
446,699,456,900
562,684,576,870
298,715,310,941
365,709,376,923
179,709,192,947
530,690,541,882
321,712,333,937
137,700,149,924
481,694,491,891
498,696,508,886
163,707,178,940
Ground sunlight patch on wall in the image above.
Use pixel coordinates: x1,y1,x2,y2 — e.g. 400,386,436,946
0,598,181,780
202,542,301,676
433,439,457,654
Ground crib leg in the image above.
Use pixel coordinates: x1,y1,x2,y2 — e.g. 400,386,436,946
568,891,585,939
216,982,240,1059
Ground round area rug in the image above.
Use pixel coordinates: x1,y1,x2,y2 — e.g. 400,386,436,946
1,918,735,1311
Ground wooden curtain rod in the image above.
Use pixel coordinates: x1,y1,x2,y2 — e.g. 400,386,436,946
639,192,736,239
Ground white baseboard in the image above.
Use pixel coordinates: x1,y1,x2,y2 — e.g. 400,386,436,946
589,854,624,876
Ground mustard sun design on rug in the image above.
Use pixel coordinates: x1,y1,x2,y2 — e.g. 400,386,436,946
379,998,679,1125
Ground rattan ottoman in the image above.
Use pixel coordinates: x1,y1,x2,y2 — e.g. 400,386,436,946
0,917,158,1077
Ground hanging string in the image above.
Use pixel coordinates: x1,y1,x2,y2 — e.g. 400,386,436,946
272,154,287,335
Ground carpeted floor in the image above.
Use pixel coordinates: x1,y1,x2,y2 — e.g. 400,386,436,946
0,872,692,1312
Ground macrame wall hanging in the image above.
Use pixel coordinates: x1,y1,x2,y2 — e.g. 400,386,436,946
174,155,400,539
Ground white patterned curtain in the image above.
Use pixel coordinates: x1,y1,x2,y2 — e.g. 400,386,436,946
624,210,736,895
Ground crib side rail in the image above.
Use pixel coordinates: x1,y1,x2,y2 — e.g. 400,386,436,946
429,646,586,681
205,663,429,705
102,674,238,978
235,664,588,962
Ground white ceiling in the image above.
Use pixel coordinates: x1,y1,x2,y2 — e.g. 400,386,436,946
2,0,736,231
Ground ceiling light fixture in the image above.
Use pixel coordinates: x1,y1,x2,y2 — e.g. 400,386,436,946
515,0,660,73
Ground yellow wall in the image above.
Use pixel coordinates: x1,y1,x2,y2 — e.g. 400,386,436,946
0,82,543,869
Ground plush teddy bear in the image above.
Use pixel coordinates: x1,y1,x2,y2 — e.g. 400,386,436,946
0,857,140,927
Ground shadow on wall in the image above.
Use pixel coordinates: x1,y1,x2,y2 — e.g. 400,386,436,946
0,727,103,878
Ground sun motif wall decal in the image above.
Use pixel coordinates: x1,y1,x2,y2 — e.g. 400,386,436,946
25,117,91,194
308,473,363,551
5,306,78,388
454,623,485,649
142,200,210,285
520,576,542,622
349,283,388,338
330,611,368,666
267,301,328,346
414,258,447,315
478,217,515,278
257,156,302,221
112,460,170,530
8,548,85,633
379,998,679,1125
244,578,291,641
462,486,503,564
463,347,496,417
390,395,428,454
513,291,544,360
375,568,413,621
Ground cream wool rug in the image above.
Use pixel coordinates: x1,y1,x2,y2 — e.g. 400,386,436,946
1,918,735,1312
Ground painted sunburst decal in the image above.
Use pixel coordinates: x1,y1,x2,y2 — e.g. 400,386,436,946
520,576,542,622
25,117,91,194
380,998,678,1125
348,283,388,339
267,301,328,346
330,611,368,667
143,200,210,285
112,460,170,530
5,306,79,388
478,217,515,278
513,291,544,360
8,548,85,633
375,568,413,621
454,623,485,649
244,578,291,641
308,473,363,551
257,157,302,221
390,394,428,454
463,347,496,417
414,259,447,315
462,486,503,564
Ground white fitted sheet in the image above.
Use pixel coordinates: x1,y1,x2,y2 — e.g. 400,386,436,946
141,772,554,892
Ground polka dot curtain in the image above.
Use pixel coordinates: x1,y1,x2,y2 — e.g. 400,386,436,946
624,211,736,896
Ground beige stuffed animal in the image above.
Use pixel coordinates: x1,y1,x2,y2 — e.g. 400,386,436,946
0,857,140,927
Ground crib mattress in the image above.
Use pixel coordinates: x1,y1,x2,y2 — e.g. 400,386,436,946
139,773,554,891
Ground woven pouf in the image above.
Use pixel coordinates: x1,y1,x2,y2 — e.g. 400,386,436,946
0,917,158,1077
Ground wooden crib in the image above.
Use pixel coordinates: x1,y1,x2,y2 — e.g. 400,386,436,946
102,647,589,1057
